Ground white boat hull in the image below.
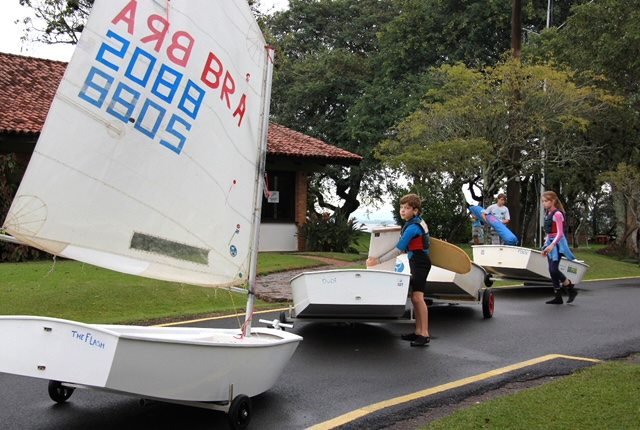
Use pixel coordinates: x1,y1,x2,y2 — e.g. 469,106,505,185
0,316,301,402
472,245,589,283
394,255,490,303
367,230,492,316
290,269,411,319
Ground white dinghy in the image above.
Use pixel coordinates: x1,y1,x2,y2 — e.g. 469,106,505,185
0,1,301,427
288,224,411,321
371,227,494,319
393,255,494,319
472,245,589,284
289,269,411,319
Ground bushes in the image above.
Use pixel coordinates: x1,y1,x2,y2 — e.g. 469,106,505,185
299,212,363,253
0,154,45,262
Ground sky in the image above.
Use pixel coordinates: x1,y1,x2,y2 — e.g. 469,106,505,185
0,2,75,61
0,0,290,61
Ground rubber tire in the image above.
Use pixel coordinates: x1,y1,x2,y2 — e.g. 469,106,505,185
484,272,494,287
482,288,495,319
228,394,251,430
279,311,288,329
48,380,74,403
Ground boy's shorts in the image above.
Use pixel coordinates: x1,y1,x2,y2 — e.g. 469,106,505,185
408,251,431,294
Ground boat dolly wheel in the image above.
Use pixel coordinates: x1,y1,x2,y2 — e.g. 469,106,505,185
482,288,495,319
48,380,75,403
228,394,251,430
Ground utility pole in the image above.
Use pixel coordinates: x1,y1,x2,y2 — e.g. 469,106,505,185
539,0,552,248
507,0,522,242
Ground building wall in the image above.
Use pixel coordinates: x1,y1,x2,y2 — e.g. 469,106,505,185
258,171,307,252
258,223,298,251
295,171,308,251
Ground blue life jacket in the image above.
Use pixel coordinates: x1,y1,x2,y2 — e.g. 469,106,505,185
401,218,430,251
544,209,567,235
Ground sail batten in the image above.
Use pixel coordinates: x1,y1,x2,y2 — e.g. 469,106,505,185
3,0,271,288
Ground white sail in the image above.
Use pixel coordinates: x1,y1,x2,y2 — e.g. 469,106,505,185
3,0,271,287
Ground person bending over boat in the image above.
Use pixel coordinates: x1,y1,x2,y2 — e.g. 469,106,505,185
485,193,511,245
366,194,432,346
541,191,578,304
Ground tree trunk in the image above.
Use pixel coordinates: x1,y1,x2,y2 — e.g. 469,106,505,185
507,180,521,243
511,0,522,58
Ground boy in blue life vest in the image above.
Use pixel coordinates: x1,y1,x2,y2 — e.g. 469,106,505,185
366,194,432,347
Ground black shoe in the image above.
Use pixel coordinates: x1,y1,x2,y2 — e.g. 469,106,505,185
567,283,578,303
410,335,430,347
545,293,563,305
401,332,418,341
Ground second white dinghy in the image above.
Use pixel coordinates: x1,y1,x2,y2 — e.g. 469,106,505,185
0,1,301,427
370,227,495,319
472,245,589,284
290,269,411,319
391,255,495,319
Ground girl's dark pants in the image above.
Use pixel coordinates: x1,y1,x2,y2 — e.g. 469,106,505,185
548,257,567,291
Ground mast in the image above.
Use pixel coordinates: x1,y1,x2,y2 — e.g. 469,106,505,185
244,46,275,335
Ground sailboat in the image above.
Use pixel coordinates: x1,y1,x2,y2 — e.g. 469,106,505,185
0,0,301,426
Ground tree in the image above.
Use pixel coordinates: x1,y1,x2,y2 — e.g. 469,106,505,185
267,0,402,218
17,0,92,45
526,0,640,252
600,164,640,259
389,175,471,242
268,0,533,219
376,59,617,244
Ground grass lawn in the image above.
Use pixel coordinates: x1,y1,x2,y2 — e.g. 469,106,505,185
424,360,640,430
1,240,639,324
0,260,260,324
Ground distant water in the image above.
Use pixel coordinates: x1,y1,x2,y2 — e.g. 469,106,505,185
355,220,397,233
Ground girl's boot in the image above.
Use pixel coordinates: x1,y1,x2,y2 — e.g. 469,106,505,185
566,282,578,303
545,289,563,304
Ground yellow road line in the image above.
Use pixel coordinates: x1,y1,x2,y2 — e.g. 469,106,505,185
153,307,290,327
307,354,601,430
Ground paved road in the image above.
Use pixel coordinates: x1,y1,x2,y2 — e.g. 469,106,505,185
1,277,639,429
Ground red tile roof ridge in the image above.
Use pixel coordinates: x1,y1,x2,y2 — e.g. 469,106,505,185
0,52,361,164
268,123,362,162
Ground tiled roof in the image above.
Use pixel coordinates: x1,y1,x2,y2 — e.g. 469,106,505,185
0,52,362,164
268,123,362,163
0,52,67,134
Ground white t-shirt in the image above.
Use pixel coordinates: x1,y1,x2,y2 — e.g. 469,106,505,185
486,204,510,224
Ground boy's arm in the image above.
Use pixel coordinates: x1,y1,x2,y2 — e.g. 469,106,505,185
366,246,402,267
366,224,416,267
